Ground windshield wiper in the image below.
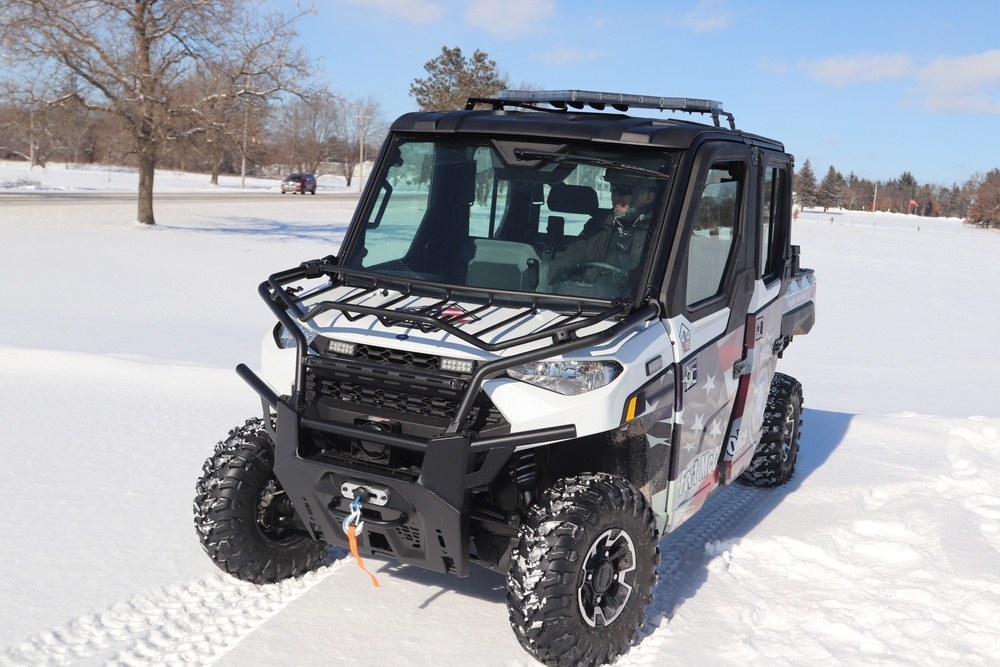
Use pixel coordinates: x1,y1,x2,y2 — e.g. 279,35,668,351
512,149,669,180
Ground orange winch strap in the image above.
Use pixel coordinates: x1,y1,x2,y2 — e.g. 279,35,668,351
347,524,380,588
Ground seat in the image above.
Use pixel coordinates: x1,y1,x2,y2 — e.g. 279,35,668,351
538,184,601,289
458,238,540,291
546,183,599,218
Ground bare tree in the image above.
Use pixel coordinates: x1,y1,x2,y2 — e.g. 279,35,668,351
183,4,313,186
0,64,83,167
967,169,1000,228
328,94,384,187
264,89,384,185
270,87,341,174
0,0,312,224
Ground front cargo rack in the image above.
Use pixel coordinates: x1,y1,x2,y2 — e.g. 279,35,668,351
466,89,737,130
242,259,660,435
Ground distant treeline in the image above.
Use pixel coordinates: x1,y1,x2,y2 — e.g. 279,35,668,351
0,95,385,187
793,159,983,219
4,94,997,227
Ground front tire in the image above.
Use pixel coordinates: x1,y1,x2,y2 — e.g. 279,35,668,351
507,473,659,667
194,418,328,583
740,372,803,487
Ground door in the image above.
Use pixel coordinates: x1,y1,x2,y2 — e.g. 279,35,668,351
659,142,761,531
720,154,795,482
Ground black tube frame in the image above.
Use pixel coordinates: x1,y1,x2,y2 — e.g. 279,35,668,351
237,261,659,577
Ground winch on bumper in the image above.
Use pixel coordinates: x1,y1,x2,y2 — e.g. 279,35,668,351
262,396,574,576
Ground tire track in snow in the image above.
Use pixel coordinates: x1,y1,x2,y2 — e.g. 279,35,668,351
946,420,1000,555
0,555,347,667
622,482,775,664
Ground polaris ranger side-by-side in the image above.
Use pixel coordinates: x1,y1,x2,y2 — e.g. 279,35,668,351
194,90,816,667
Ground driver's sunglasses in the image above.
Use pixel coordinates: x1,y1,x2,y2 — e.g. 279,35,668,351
610,185,634,196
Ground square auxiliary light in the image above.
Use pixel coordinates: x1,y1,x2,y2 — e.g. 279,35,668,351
439,357,476,374
326,339,358,356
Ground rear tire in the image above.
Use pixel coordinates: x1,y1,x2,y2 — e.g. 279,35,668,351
506,473,659,667
740,372,803,487
194,418,328,583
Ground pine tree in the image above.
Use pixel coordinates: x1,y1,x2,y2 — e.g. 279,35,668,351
409,46,509,112
818,165,843,211
795,159,819,208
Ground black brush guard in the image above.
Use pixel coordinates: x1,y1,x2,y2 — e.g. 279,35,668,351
236,259,659,576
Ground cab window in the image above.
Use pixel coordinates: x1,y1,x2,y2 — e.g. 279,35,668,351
686,161,744,306
761,164,789,284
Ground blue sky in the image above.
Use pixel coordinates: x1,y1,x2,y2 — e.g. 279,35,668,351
292,0,1000,186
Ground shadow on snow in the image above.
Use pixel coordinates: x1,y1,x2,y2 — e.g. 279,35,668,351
646,407,852,625
160,216,349,243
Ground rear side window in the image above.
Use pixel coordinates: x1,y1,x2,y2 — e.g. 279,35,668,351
761,164,789,284
686,161,743,306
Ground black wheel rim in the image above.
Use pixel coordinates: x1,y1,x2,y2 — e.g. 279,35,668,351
577,528,637,627
256,478,301,544
780,402,797,463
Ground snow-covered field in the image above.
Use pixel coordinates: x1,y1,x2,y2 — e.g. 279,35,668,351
2,161,999,666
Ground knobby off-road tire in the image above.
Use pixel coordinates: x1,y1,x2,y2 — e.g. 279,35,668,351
740,372,803,487
193,418,328,584
506,473,660,667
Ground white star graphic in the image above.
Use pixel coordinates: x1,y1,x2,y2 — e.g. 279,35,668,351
646,434,671,449
692,413,706,432
703,374,717,393
709,420,723,438
682,439,697,452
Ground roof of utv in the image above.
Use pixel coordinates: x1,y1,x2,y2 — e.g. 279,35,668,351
389,89,785,152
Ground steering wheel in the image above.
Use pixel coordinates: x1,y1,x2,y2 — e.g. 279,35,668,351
560,260,629,283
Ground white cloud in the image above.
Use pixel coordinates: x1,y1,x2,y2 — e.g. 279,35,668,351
803,53,913,86
539,47,606,67
915,50,1000,113
338,0,444,24
756,57,791,75
678,0,745,33
465,0,555,38
790,49,1000,115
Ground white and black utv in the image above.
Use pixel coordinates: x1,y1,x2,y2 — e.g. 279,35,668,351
194,90,816,667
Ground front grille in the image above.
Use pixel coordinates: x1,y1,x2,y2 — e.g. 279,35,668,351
304,345,507,430
354,344,440,371
310,375,465,421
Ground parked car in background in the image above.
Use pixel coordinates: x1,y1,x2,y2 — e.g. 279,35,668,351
281,173,317,195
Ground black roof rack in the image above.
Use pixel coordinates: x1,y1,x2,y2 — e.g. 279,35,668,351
466,89,736,130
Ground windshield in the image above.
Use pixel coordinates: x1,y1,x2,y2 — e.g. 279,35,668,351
343,135,676,302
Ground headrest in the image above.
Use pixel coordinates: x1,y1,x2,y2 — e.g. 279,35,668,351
547,184,599,216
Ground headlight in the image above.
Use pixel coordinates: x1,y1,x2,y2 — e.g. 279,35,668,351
274,322,318,349
506,360,623,396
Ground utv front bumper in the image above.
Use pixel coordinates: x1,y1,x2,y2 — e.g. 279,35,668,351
253,396,572,576
238,260,658,576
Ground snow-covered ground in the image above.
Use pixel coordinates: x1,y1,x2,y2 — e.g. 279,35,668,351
2,162,999,666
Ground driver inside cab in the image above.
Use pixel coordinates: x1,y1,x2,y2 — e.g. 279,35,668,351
548,171,658,291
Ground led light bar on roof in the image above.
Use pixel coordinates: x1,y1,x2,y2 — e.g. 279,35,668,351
493,89,736,129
